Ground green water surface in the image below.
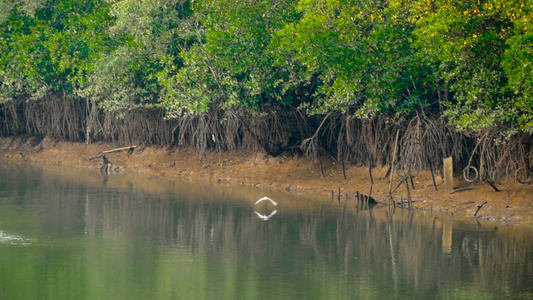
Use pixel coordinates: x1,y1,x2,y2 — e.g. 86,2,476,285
0,162,532,299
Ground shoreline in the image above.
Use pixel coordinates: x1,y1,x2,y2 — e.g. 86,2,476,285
1,135,532,229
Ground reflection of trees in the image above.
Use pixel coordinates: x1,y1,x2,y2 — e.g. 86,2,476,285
1,163,533,299
80,186,533,298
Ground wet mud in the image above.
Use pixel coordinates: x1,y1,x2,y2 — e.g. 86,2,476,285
1,136,532,229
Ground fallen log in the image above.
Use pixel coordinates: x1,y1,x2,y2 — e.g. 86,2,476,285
88,145,136,161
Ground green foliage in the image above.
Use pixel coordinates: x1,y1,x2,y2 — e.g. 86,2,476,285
78,0,192,111
272,0,431,117
0,1,48,102
500,1,533,132
412,0,533,132
159,0,300,116
0,0,532,133
0,0,111,102
0,0,46,23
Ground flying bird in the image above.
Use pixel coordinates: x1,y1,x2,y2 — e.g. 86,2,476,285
254,196,278,206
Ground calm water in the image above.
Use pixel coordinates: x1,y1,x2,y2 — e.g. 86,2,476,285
0,162,532,299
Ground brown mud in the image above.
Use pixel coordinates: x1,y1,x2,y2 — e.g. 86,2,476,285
1,136,532,229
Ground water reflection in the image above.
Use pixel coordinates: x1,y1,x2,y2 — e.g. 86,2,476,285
442,218,453,255
0,162,532,299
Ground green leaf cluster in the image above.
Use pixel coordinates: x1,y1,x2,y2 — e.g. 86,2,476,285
0,0,111,101
158,0,300,116
411,0,533,132
273,0,432,117
77,0,193,111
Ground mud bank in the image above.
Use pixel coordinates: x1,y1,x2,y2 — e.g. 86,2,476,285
1,136,532,229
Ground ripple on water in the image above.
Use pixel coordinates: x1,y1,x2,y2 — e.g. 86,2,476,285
0,230,33,246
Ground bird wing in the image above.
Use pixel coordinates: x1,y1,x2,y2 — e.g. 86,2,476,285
254,197,278,206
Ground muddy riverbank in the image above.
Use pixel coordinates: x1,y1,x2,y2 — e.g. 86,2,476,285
1,136,532,229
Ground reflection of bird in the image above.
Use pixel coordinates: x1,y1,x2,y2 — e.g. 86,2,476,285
254,210,278,221
254,197,278,206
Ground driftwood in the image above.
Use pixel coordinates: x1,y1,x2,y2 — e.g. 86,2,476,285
474,201,488,217
88,145,137,161
450,187,474,194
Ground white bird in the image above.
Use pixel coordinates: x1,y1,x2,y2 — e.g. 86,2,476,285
254,196,278,206
254,210,278,221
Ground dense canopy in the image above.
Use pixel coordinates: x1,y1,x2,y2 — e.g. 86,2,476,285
0,0,531,133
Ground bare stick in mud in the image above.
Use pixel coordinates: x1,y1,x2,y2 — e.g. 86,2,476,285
368,163,374,198
388,129,400,203
405,177,413,209
485,180,500,192
382,165,391,180
385,175,405,204
391,179,405,194
427,156,438,191
341,158,347,180
319,159,325,177
474,201,488,217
